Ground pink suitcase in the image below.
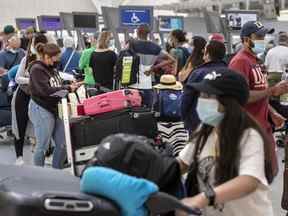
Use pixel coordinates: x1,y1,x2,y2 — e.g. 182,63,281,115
83,89,142,116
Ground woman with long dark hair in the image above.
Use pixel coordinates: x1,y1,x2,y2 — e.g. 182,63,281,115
178,36,207,83
28,43,79,169
177,69,274,216
12,33,48,165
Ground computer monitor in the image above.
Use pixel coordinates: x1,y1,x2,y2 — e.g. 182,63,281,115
38,16,63,31
225,10,258,30
15,18,36,30
119,6,153,29
72,12,98,31
60,12,74,31
158,16,184,32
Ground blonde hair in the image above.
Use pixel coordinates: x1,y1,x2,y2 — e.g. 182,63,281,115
97,31,111,49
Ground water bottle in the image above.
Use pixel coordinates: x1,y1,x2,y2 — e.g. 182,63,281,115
280,66,288,106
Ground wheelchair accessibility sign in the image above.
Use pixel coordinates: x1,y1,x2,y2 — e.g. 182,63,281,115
119,6,153,28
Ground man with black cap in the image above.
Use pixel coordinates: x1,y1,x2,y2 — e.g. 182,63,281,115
229,21,288,179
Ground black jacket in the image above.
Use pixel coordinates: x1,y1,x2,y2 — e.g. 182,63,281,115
29,61,70,115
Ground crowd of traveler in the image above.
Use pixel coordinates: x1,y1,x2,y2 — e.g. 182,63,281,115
0,20,288,215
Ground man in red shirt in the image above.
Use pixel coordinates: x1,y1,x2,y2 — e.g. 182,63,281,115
229,21,288,178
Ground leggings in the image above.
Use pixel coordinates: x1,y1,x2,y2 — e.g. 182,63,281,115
14,88,30,158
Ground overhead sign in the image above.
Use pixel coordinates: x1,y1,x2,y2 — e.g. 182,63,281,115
72,12,98,31
38,16,63,31
15,18,36,30
158,16,184,32
119,6,153,28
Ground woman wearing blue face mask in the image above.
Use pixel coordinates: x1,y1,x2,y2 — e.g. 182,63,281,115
177,69,274,216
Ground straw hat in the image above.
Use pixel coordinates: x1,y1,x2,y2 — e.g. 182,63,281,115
154,74,183,90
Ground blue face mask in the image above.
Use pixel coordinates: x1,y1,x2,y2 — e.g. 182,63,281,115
196,98,224,127
252,40,265,54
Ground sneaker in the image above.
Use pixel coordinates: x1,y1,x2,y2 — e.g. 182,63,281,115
15,157,24,166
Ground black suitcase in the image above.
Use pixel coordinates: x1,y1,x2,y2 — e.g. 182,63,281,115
0,164,120,216
68,107,158,176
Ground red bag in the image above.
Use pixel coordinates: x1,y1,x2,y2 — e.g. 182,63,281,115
83,89,142,116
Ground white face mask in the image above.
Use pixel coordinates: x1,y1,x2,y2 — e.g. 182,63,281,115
30,46,37,54
196,98,224,127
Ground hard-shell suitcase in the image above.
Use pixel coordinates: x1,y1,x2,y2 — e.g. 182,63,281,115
0,164,120,216
83,89,142,116
69,107,158,176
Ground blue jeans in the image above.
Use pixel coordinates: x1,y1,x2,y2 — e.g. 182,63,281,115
28,100,66,169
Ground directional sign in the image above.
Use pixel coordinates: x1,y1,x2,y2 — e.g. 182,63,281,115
15,18,36,30
38,16,63,31
119,6,153,29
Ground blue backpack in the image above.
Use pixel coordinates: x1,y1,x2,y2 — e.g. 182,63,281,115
155,90,183,120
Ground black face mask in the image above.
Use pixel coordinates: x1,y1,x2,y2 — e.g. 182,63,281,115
52,61,60,68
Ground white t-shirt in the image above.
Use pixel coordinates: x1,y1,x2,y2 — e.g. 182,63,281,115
265,45,288,73
179,128,273,216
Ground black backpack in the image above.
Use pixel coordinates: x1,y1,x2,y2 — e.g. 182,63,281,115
85,134,182,197
115,49,140,87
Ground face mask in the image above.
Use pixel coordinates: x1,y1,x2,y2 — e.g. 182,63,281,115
251,40,265,54
196,98,224,127
52,61,60,68
31,46,37,54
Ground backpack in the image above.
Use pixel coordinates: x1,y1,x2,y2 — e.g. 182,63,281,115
115,49,140,87
85,134,182,197
177,47,190,71
154,89,183,120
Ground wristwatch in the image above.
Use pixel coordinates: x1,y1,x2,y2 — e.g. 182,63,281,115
204,185,216,206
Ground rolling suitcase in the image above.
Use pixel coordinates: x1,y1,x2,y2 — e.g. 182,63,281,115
70,108,158,176
62,97,158,176
0,164,120,216
83,89,142,116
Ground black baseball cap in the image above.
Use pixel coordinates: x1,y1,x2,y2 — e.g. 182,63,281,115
189,69,249,106
240,21,274,38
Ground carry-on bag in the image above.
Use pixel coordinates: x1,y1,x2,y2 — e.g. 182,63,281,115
83,89,142,116
0,164,120,216
68,107,158,176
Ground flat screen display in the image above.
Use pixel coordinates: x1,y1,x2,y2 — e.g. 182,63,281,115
73,14,98,29
16,18,36,30
158,16,184,32
38,16,63,31
226,11,258,30
119,6,153,28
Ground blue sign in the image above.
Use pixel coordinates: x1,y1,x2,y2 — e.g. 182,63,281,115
38,16,63,31
119,6,153,28
15,18,36,30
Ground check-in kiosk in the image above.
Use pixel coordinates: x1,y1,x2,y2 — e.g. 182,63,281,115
15,18,36,30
